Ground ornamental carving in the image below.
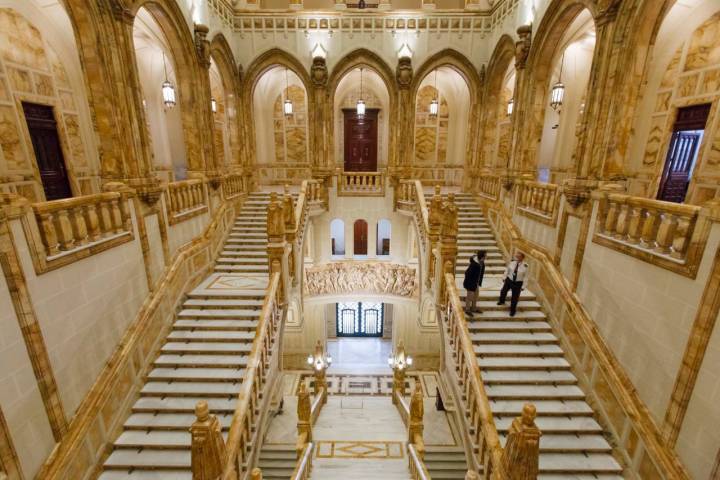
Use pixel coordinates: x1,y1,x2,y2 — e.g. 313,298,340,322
515,25,532,70
194,24,211,69
311,57,328,87
396,56,413,89
304,262,418,298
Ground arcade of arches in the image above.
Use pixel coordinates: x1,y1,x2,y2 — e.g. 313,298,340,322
0,0,720,479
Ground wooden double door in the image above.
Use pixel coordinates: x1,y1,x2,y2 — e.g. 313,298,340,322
343,108,379,172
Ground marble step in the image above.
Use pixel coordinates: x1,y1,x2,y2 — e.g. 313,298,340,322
495,416,603,434
141,381,242,398
465,310,547,321
132,397,236,414
220,250,268,257
103,449,190,469
172,319,259,330
124,412,233,431
114,429,229,449
162,342,253,355
146,367,246,382
474,344,564,357
452,285,537,301
177,306,262,320
467,319,550,331
500,433,615,453
187,288,267,299
167,330,256,342
485,384,586,400
153,354,249,368
216,257,269,265
490,400,593,417
538,475,623,480
462,301,543,312
99,470,191,480
469,332,559,344
537,453,622,473
183,298,264,308
478,356,570,370
215,265,270,272
223,243,270,249
481,370,577,385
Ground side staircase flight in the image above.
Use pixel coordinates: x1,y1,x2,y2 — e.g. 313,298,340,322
99,192,275,479
450,192,623,479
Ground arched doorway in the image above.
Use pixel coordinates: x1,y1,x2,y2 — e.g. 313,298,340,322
353,219,368,255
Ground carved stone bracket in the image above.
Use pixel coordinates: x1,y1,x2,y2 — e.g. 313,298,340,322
515,25,532,70
396,56,413,89
311,57,328,87
194,23,211,69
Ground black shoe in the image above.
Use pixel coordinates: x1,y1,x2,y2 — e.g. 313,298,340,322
509,311,516,317
497,301,505,305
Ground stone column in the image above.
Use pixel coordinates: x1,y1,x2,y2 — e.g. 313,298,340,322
509,25,533,175
310,55,332,178
193,24,221,180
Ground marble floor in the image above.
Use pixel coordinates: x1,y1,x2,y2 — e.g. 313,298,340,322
326,338,392,375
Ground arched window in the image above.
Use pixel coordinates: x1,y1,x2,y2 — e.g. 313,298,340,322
330,218,345,256
377,219,391,256
353,219,368,256
336,302,384,337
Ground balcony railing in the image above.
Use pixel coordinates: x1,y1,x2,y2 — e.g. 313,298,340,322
516,180,560,225
223,173,248,200
337,171,385,196
166,179,208,224
592,192,711,278
475,174,501,201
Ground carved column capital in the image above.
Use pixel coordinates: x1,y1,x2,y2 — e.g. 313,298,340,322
514,24,532,70
396,56,413,89
194,23,211,69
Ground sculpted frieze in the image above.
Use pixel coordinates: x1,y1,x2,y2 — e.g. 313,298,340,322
304,261,418,298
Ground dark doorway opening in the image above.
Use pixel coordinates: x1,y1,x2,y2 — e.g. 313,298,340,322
336,302,384,337
657,103,710,203
343,108,378,172
353,219,368,255
22,102,72,201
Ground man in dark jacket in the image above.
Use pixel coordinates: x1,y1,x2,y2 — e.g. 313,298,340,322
463,250,486,314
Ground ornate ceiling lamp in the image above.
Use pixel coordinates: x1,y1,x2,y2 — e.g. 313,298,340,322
211,97,217,113
429,69,439,118
550,52,565,112
507,97,514,116
161,52,176,108
283,67,293,118
356,67,366,116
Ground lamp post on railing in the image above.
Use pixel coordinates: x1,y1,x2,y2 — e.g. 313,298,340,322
307,340,331,403
388,341,413,404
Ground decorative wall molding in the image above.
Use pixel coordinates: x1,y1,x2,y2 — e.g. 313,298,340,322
304,261,418,298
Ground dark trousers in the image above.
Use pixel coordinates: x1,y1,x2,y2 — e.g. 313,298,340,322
499,278,523,314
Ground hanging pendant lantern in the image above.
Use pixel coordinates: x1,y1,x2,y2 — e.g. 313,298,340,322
283,68,293,118
507,97,514,116
429,69,439,118
550,52,565,112
161,53,176,108
356,68,365,116
211,97,217,113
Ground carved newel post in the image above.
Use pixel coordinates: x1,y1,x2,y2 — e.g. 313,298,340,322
282,185,297,282
250,467,263,480
266,192,287,302
190,401,226,480
439,193,459,302
501,403,541,480
409,382,425,459
427,185,443,288
296,382,312,457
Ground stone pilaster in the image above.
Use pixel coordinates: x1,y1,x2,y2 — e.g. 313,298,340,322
309,55,331,177
194,24,221,179
509,24,533,174
395,55,414,180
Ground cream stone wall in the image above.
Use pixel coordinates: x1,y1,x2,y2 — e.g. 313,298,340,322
675,310,720,479
414,86,449,168
0,270,55,476
575,206,720,422
9,203,149,415
558,215,580,281
273,85,308,166
0,6,98,200
145,213,166,287
511,203,563,252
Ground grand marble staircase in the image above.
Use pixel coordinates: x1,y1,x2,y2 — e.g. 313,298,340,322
99,192,275,479
424,445,468,480
450,193,623,478
449,194,505,276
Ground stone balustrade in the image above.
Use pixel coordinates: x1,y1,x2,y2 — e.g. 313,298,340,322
475,174,501,201
166,179,208,224
223,173,247,200
407,443,431,480
221,272,283,479
517,180,560,225
592,191,712,277
306,179,326,205
337,171,385,196
32,191,133,263
290,443,313,480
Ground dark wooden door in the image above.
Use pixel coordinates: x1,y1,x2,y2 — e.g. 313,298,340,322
353,219,368,255
22,102,72,201
657,104,711,203
343,108,378,172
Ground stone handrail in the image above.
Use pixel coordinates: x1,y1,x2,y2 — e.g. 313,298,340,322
337,171,385,196
408,444,432,480
443,274,507,478
166,179,207,224
488,205,691,480
516,180,560,224
592,191,712,278
310,387,327,424
222,272,282,480
32,191,133,261
395,179,429,255
290,442,313,480
223,173,248,200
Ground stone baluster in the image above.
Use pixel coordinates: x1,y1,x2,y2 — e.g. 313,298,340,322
626,205,643,245
640,209,659,249
84,204,101,242
38,212,60,255
98,200,113,237
55,208,74,251
603,199,620,235
190,401,226,480
614,204,630,240
69,206,88,247
655,212,678,255
501,403,541,480
110,198,123,234
671,217,691,259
